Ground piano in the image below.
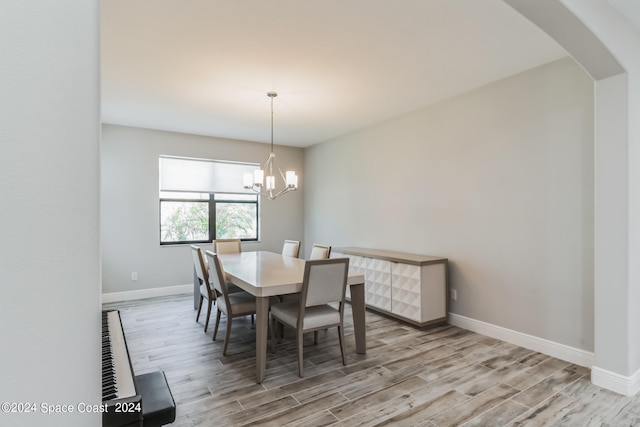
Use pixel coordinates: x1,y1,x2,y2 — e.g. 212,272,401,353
102,310,176,427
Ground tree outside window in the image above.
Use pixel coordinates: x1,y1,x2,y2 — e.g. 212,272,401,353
160,192,258,244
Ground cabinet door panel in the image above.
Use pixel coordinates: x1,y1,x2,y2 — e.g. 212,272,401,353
365,258,391,310
391,262,422,321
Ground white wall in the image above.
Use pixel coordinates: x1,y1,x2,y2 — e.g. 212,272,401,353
305,58,595,352
0,2,101,426
101,124,304,296
506,0,640,396
561,0,640,392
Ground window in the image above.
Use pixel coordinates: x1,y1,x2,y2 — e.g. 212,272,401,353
159,156,259,245
214,194,258,240
160,192,258,244
160,192,209,244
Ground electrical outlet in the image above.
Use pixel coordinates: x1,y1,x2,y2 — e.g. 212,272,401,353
450,289,457,301
131,272,138,281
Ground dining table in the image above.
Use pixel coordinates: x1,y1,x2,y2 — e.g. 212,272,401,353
217,250,366,383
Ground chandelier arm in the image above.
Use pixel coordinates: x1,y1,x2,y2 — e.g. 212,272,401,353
250,185,274,199
272,186,295,199
261,158,269,171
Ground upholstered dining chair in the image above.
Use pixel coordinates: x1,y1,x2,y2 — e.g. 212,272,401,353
191,245,215,333
204,250,256,355
282,240,301,258
309,244,331,260
270,257,350,377
280,243,331,304
212,238,241,254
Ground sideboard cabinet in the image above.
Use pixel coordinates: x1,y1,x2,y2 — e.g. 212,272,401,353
332,247,448,327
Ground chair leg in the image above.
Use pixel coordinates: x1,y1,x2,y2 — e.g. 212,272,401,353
278,321,284,340
270,316,277,354
196,295,204,322
223,316,233,356
297,329,304,378
314,330,318,345
204,299,213,333
212,310,222,341
338,325,347,366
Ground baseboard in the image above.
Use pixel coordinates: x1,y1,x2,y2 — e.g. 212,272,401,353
591,365,640,396
102,284,192,304
448,313,595,368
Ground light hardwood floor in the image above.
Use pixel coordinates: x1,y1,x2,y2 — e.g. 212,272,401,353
104,295,640,426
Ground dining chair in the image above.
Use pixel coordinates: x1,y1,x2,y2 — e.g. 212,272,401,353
212,238,242,254
191,245,215,333
211,239,256,323
270,257,350,377
282,240,301,258
309,244,331,260
204,250,257,355
280,243,331,304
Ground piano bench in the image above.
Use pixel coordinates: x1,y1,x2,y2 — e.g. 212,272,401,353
135,371,176,426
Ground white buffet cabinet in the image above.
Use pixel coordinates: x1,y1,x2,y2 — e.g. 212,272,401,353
332,247,448,327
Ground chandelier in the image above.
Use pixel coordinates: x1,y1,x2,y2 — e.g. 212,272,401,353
243,92,298,199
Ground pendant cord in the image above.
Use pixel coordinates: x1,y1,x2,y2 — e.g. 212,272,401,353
268,91,277,154
268,92,277,176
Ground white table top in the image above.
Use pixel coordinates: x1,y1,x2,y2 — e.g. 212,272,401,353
218,251,364,297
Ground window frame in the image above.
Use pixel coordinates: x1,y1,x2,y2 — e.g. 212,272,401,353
159,192,259,245
212,193,260,243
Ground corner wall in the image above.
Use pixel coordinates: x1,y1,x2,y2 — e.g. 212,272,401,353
101,124,304,297
506,0,640,396
0,2,101,425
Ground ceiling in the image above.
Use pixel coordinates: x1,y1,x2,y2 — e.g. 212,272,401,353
101,0,568,148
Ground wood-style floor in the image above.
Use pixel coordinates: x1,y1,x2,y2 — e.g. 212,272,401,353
103,294,640,426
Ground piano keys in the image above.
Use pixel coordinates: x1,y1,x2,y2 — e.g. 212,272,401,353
102,310,143,426
102,310,176,426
